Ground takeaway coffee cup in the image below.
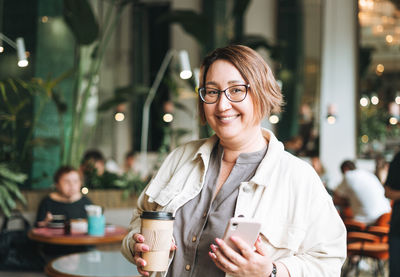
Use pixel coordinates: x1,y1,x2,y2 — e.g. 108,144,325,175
140,211,174,272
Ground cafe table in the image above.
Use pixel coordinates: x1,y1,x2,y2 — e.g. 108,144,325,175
45,250,140,277
28,225,128,245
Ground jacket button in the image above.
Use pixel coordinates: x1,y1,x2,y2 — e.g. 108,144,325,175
185,264,191,271
192,236,197,242
242,185,252,193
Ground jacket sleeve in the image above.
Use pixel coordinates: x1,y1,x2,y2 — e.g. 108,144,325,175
278,173,347,276
120,147,184,263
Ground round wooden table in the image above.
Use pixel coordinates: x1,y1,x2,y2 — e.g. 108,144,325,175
28,225,128,245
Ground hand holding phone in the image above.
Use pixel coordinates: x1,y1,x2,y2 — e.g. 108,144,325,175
222,217,261,253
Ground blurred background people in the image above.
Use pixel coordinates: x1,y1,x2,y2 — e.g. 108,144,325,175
310,155,332,195
80,149,106,177
123,150,137,174
384,151,400,277
375,154,389,184
334,160,391,225
80,149,119,188
283,136,303,156
35,165,92,257
35,165,92,227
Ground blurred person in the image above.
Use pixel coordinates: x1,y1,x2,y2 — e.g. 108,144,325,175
35,165,93,257
36,165,92,227
384,151,400,277
124,150,137,173
80,149,106,177
375,154,389,184
283,135,303,156
80,149,119,188
310,155,332,195
121,45,346,277
334,160,391,225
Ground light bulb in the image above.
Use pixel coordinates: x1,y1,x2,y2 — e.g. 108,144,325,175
371,95,379,105
360,96,369,107
114,112,125,122
163,113,173,123
269,115,279,124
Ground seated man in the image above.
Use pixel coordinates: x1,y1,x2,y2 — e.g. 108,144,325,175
334,160,391,225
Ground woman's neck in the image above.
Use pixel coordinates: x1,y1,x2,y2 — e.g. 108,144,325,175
220,128,267,163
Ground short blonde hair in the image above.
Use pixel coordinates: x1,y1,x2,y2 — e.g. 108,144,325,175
198,45,283,124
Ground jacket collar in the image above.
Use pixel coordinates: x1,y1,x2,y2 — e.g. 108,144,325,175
193,129,285,187
250,129,285,186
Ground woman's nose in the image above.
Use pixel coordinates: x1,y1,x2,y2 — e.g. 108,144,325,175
216,92,232,111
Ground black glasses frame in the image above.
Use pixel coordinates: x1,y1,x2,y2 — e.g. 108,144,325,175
198,84,250,104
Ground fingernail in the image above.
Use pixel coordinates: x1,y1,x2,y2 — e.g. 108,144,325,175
257,236,261,242
143,245,149,251
230,236,237,241
210,244,216,251
209,251,216,259
215,238,222,244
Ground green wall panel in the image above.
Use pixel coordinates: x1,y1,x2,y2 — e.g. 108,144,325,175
31,0,75,188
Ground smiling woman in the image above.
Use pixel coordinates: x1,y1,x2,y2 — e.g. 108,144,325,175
121,45,346,277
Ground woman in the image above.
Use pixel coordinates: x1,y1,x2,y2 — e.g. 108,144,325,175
121,45,346,276
35,165,92,257
36,165,92,227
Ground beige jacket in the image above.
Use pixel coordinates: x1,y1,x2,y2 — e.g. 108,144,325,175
121,129,347,276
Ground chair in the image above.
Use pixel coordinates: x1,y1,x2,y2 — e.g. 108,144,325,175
341,213,391,277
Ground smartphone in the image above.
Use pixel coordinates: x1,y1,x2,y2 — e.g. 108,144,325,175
222,217,262,253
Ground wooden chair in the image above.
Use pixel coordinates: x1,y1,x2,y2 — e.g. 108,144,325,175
342,213,391,277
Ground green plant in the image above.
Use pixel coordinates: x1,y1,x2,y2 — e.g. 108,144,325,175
0,76,70,171
0,164,27,217
62,0,136,167
113,172,147,199
359,104,399,157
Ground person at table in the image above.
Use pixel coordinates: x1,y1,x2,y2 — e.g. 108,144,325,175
334,160,391,225
35,165,93,257
36,165,92,227
384,150,400,277
121,45,346,277
80,149,120,188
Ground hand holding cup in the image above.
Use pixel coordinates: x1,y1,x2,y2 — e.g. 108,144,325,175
133,232,177,276
133,211,175,275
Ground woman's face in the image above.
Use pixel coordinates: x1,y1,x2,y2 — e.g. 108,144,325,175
203,59,259,143
56,171,82,198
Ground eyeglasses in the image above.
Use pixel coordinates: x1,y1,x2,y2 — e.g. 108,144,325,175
198,84,250,104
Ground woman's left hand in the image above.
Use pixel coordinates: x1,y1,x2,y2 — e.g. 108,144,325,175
209,236,274,277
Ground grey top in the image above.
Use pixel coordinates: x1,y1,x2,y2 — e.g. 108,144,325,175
166,142,268,277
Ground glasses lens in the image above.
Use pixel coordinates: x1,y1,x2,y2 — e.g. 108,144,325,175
201,88,219,103
227,85,247,102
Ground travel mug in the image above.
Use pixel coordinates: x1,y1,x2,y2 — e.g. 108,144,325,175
140,211,174,272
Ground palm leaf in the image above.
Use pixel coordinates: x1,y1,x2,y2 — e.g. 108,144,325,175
2,179,27,205
63,0,99,45
0,164,28,183
157,10,210,47
0,186,15,216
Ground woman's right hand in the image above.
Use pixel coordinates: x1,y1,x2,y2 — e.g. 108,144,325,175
37,212,53,227
132,233,177,276
133,233,150,276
